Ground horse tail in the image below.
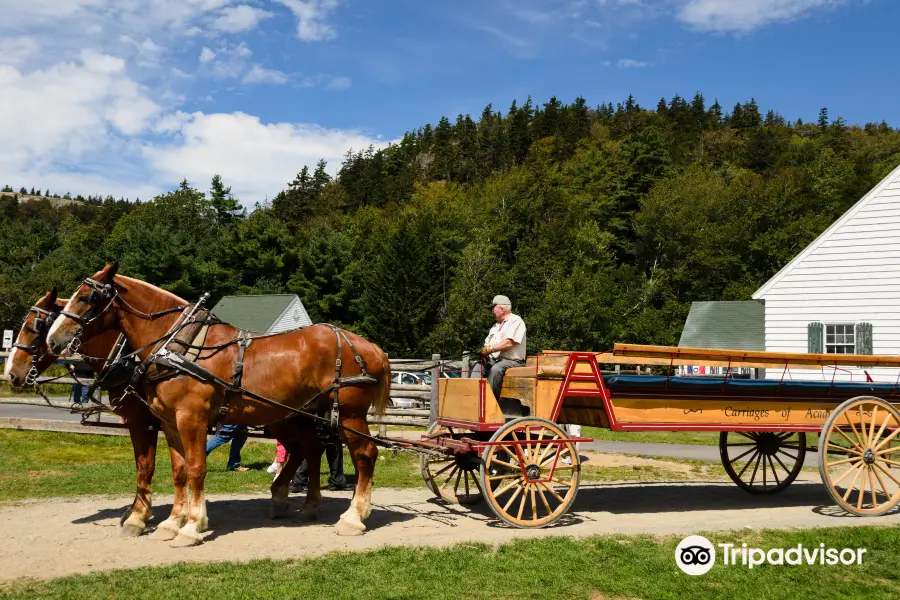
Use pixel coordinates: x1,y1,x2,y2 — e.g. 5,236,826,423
371,347,391,418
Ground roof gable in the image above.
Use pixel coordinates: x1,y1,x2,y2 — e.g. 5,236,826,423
753,162,900,299
678,300,765,350
210,294,296,334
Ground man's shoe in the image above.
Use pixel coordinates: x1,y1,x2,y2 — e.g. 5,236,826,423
227,465,250,472
289,484,308,493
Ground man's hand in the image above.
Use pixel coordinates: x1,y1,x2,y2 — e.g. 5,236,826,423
479,345,493,355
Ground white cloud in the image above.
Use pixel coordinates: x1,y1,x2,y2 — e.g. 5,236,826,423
199,47,217,62
277,0,340,41
144,111,393,201
676,0,850,33
213,4,274,33
478,25,534,59
0,37,41,66
616,58,649,68
0,50,161,195
243,64,289,84
298,73,351,90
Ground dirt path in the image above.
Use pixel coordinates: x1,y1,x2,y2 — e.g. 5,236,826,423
3,472,899,582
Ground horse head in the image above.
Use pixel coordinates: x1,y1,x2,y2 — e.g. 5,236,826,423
47,261,121,356
4,288,63,388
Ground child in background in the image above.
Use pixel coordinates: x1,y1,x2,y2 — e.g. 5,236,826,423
268,441,288,479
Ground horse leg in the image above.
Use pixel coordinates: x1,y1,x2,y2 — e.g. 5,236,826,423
170,414,211,547
336,416,377,536
267,421,324,520
300,434,324,521
120,423,159,537
150,426,189,541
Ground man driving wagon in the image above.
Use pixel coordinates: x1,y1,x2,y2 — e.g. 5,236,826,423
479,294,526,402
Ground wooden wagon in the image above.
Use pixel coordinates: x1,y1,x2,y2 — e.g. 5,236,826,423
418,344,900,528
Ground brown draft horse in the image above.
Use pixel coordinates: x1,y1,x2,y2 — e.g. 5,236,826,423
4,288,172,537
46,262,391,545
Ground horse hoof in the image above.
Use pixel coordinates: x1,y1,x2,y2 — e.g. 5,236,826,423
170,533,203,548
270,502,291,519
120,524,144,538
335,519,365,536
150,526,179,541
303,510,319,522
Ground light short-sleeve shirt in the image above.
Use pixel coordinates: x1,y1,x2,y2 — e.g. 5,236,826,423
484,313,527,362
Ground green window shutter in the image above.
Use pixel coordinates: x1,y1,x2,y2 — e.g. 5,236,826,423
808,322,824,354
855,322,873,355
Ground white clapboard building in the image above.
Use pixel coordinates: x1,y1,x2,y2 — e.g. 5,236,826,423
751,163,900,382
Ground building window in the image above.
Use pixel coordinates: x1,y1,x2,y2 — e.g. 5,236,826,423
825,324,855,354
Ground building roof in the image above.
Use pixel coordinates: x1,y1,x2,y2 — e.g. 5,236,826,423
753,162,900,299
210,294,298,334
678,300,765,351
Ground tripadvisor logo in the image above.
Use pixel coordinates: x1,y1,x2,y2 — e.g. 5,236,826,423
675,535,867,575
676,535,716,575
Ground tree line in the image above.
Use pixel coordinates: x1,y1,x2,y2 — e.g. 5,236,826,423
2,93,899,358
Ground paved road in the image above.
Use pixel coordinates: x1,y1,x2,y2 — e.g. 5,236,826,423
0,401,121,423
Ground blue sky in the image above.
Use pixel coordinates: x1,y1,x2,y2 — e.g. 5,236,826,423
1,1,898,205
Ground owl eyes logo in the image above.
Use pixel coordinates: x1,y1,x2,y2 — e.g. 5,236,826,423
676,535,716,575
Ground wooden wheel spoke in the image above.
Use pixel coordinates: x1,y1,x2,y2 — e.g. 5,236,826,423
841,466,864,502
530,485,538,521
881,457,900,468
432,461,457,478
489,472,521,482
726,442,759,447
857,466,868,510
535,436,562,464
516,485,528,521
729,446,759,464
492,477,523,498
768,455,782,485
827,456,864,468
549,477,574,487
872,466,892,504
439,465,460,490
834,427,865,453
776,449,799,462
844,409,866,449
872,427,900,453
771,452,793,477
826,442,860,456
868,468,879,508
749,453,763,486
871,413,896,451
873,462,900,487
502,482,524,512
868,406,879,447
490,457,521,471
736,451,760,479
539,481,565,503
831,461,863,488
536,484,553,515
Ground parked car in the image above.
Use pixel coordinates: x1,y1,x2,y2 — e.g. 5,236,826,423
389,371,427,408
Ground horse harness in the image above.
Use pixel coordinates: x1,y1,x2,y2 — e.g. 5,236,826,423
74,288,378,434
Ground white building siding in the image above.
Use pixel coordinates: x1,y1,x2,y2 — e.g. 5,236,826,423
268,297,313,333
754,163,900,383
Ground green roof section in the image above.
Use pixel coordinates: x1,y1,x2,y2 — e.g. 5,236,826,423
678,300,765,351
210,294,296,334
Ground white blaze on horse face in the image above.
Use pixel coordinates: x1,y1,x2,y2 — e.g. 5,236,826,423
46,290,79,345
3,347,19,379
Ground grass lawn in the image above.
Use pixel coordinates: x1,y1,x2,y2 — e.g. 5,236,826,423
0,430,730,502
1,527,897,599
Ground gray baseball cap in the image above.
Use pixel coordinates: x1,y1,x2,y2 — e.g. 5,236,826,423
491,295,511,307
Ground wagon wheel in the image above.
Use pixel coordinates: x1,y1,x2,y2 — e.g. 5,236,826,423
479,416,580,528
719,431,806,494
419,421,483,505
818,396,900,517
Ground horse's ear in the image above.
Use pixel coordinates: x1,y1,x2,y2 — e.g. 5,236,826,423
48,287,57,302
106,261,119,280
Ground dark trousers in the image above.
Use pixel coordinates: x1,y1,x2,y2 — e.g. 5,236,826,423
485,357,525,400
290,440,348,491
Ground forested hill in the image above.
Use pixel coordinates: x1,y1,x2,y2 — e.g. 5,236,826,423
2,94,900,358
